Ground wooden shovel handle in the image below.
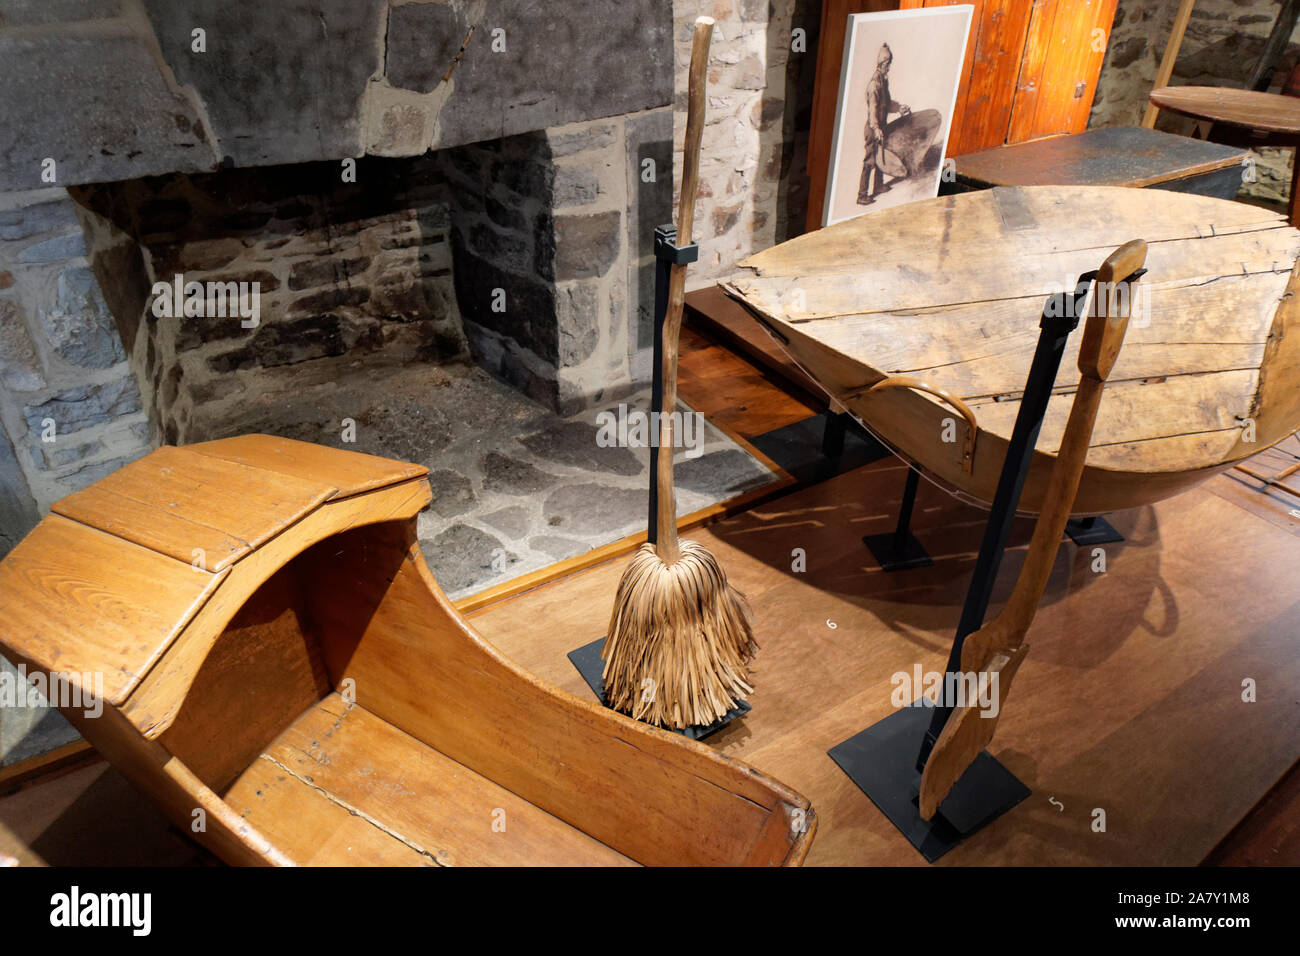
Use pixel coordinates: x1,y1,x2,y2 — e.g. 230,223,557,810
919,240,1148,819
1080,239,1147,382
654,17,713,563
964,239,1146,667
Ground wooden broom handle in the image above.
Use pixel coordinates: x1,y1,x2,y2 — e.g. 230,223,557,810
655,16,713,564
961,239,1148,672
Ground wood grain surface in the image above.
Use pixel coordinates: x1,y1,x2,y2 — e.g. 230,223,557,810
469,454,1300,865
723,185,1300,514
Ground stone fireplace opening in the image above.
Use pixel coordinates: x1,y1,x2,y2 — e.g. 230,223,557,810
0,0,787,766
67,129,666,447
53,108,744,602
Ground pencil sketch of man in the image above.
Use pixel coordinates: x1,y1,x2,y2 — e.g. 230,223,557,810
858,43,911,205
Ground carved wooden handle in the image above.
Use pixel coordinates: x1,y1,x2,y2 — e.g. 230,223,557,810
917,239,1150,820
864,375,978,474
1079,238,1147,382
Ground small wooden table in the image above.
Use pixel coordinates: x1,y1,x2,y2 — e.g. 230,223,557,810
1149,86,1300,225
951,126,1246,198
721,185,1300,516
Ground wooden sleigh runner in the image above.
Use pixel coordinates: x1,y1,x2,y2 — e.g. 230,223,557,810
0,435,815,866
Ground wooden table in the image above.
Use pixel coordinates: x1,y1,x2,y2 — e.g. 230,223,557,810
952,126,1246,198
722,185,1300,515
1149,86,1300,226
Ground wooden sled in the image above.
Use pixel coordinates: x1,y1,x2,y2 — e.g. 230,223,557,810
723,185,1300,515
0,436,815,866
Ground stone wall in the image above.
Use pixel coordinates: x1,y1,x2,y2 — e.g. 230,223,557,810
443,113,673,410
0,0,678,441
672,0,820,292
59,110,673,436
1091,0,1299,205
70,157,467,444
0,0,673,188
0,187,153,556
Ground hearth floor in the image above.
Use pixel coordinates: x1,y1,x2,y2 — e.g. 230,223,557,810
191,360,782,600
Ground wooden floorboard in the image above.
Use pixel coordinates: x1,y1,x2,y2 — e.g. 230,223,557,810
678,321,819,441
684,286,827,413
470,458,1300,866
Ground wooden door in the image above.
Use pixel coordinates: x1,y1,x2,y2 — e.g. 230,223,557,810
1004,0,1120,144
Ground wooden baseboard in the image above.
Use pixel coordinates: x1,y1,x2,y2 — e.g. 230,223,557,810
457,472,796,617
0,740,99,795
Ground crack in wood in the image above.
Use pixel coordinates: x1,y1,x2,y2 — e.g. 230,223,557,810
259,753,447,866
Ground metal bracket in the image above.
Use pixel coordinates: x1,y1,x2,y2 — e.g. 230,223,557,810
654,224,699,265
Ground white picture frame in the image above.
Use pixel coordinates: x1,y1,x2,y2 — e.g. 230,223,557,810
822,5,973,226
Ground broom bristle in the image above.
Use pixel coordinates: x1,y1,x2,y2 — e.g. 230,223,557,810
601,539,757,729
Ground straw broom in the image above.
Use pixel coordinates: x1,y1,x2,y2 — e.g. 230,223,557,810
601,16,757,731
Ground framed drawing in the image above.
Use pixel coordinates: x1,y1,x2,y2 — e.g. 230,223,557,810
821,5,973,226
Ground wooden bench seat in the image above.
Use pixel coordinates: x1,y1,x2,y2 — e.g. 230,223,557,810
225,695,636,867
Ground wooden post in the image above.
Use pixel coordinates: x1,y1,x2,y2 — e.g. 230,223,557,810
1142,0,1197,129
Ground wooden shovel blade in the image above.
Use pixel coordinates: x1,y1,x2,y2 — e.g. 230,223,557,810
918,644,1029,820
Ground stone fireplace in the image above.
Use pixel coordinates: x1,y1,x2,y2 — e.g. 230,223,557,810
0,0,673,544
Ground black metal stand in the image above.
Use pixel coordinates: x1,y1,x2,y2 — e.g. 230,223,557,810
567,225,747,736
828,704,1030,861
567,637,749,741
830,273,1100,861
822,411,850,458
863,467,934,571
1065,515,1124,545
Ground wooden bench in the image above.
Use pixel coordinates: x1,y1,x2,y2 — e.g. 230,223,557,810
0,435,815,866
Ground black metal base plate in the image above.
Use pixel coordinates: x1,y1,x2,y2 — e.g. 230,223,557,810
828,703,1031,862
863,531,935,572
567,637,750,741
1065,515,1124,545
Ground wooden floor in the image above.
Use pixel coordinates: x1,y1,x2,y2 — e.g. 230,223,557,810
677,321,819,441
2,327,1298,866
467,455,1300,865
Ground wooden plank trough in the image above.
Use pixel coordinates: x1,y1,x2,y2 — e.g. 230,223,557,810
722,185,1300,515
0,435,815,866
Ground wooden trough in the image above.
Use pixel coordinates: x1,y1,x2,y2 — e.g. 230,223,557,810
0,436,815,866
722,185,1300,515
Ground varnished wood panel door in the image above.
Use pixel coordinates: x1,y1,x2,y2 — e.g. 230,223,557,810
1006,0,1119,144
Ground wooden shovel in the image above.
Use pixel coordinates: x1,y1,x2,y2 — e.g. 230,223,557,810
918,239,1148,821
